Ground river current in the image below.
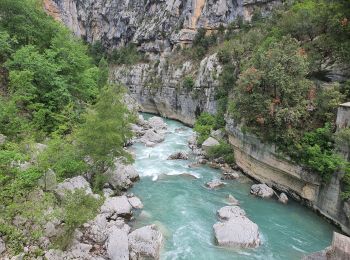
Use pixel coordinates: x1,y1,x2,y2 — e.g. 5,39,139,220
129,114,336,260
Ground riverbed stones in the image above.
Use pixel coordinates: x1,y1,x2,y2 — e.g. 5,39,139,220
128,225,163,260
202,137,220,152
279,193,288,204
106,227,129,260
206,179,225,189
0,237,5,255
250,184,274,198
167,151,189,160
213,206,260,248
54,176,92,199
101,196,132,219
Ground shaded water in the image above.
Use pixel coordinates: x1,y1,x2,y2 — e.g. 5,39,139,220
130,114,336,260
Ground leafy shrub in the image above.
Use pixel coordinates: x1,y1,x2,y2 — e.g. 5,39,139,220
207,142,235,164
194,113,216,145
109,44,144,65
183,76,195,91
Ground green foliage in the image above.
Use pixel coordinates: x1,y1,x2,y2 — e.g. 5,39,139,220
207,142,235,164
183,76,195,91
76,84,135,172
194,113,216,145
38,137,87,180
109,44,144,65
54,190,102,250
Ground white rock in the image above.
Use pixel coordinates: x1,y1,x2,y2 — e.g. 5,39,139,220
206,179,225,189
202,137,220,152
213,217,260,248
227,194,240,206
167,151,189,160
101,196,132,218
105,159,139,190
279,193,288,204
106,228,129,260
128,225,163,260
250,184,274,198
128,196,143,209
217,206,245,221
140,129,165,144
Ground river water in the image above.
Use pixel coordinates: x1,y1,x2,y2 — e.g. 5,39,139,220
130,114,336,260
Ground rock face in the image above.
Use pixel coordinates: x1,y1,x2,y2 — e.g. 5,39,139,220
46,0,281,54
202,137,220,152
213,206,260,248
250,184,274,198
128,225,163,260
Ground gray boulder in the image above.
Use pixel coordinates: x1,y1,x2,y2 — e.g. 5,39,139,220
213,206,260,248
0,237,5,255
131,124,145,137
250,184,274,198
279,193,288,204
0,134,6,145
101,196,132,218
202,137,220,152
211,129,225,140
206,179,225,189
167,152,189,160
140,129,165,144
106,227,129,260
221,171,239,180
128,225,163,260
38,169,57,191
106,160,140,190
54,176,92,199
148,116,167,130
128,196,143,209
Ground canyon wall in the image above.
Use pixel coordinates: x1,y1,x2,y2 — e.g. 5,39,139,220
46,0,350,234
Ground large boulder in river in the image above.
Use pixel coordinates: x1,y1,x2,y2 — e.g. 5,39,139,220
105,160,140,190
54,176,92,199
148,116,167,130
128,225,163,260
106,227,129,260
101,196,132,219
140,129,165,144
202,137,219,152
213,206,260,248
206,179,225,189
250,184,274,198
167,152,188,160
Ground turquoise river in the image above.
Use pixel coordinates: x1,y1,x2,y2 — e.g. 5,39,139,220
129,114,337,260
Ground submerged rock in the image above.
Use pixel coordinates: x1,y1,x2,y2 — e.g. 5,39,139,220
213,206,260,248
128,225,163,260
250,184,274,198
206,179,225,189
167,152,189,160
202,137,220,152
227,194,240,206
279,193,288,204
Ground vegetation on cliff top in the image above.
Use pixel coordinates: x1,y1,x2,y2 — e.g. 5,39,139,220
0,0,133,256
